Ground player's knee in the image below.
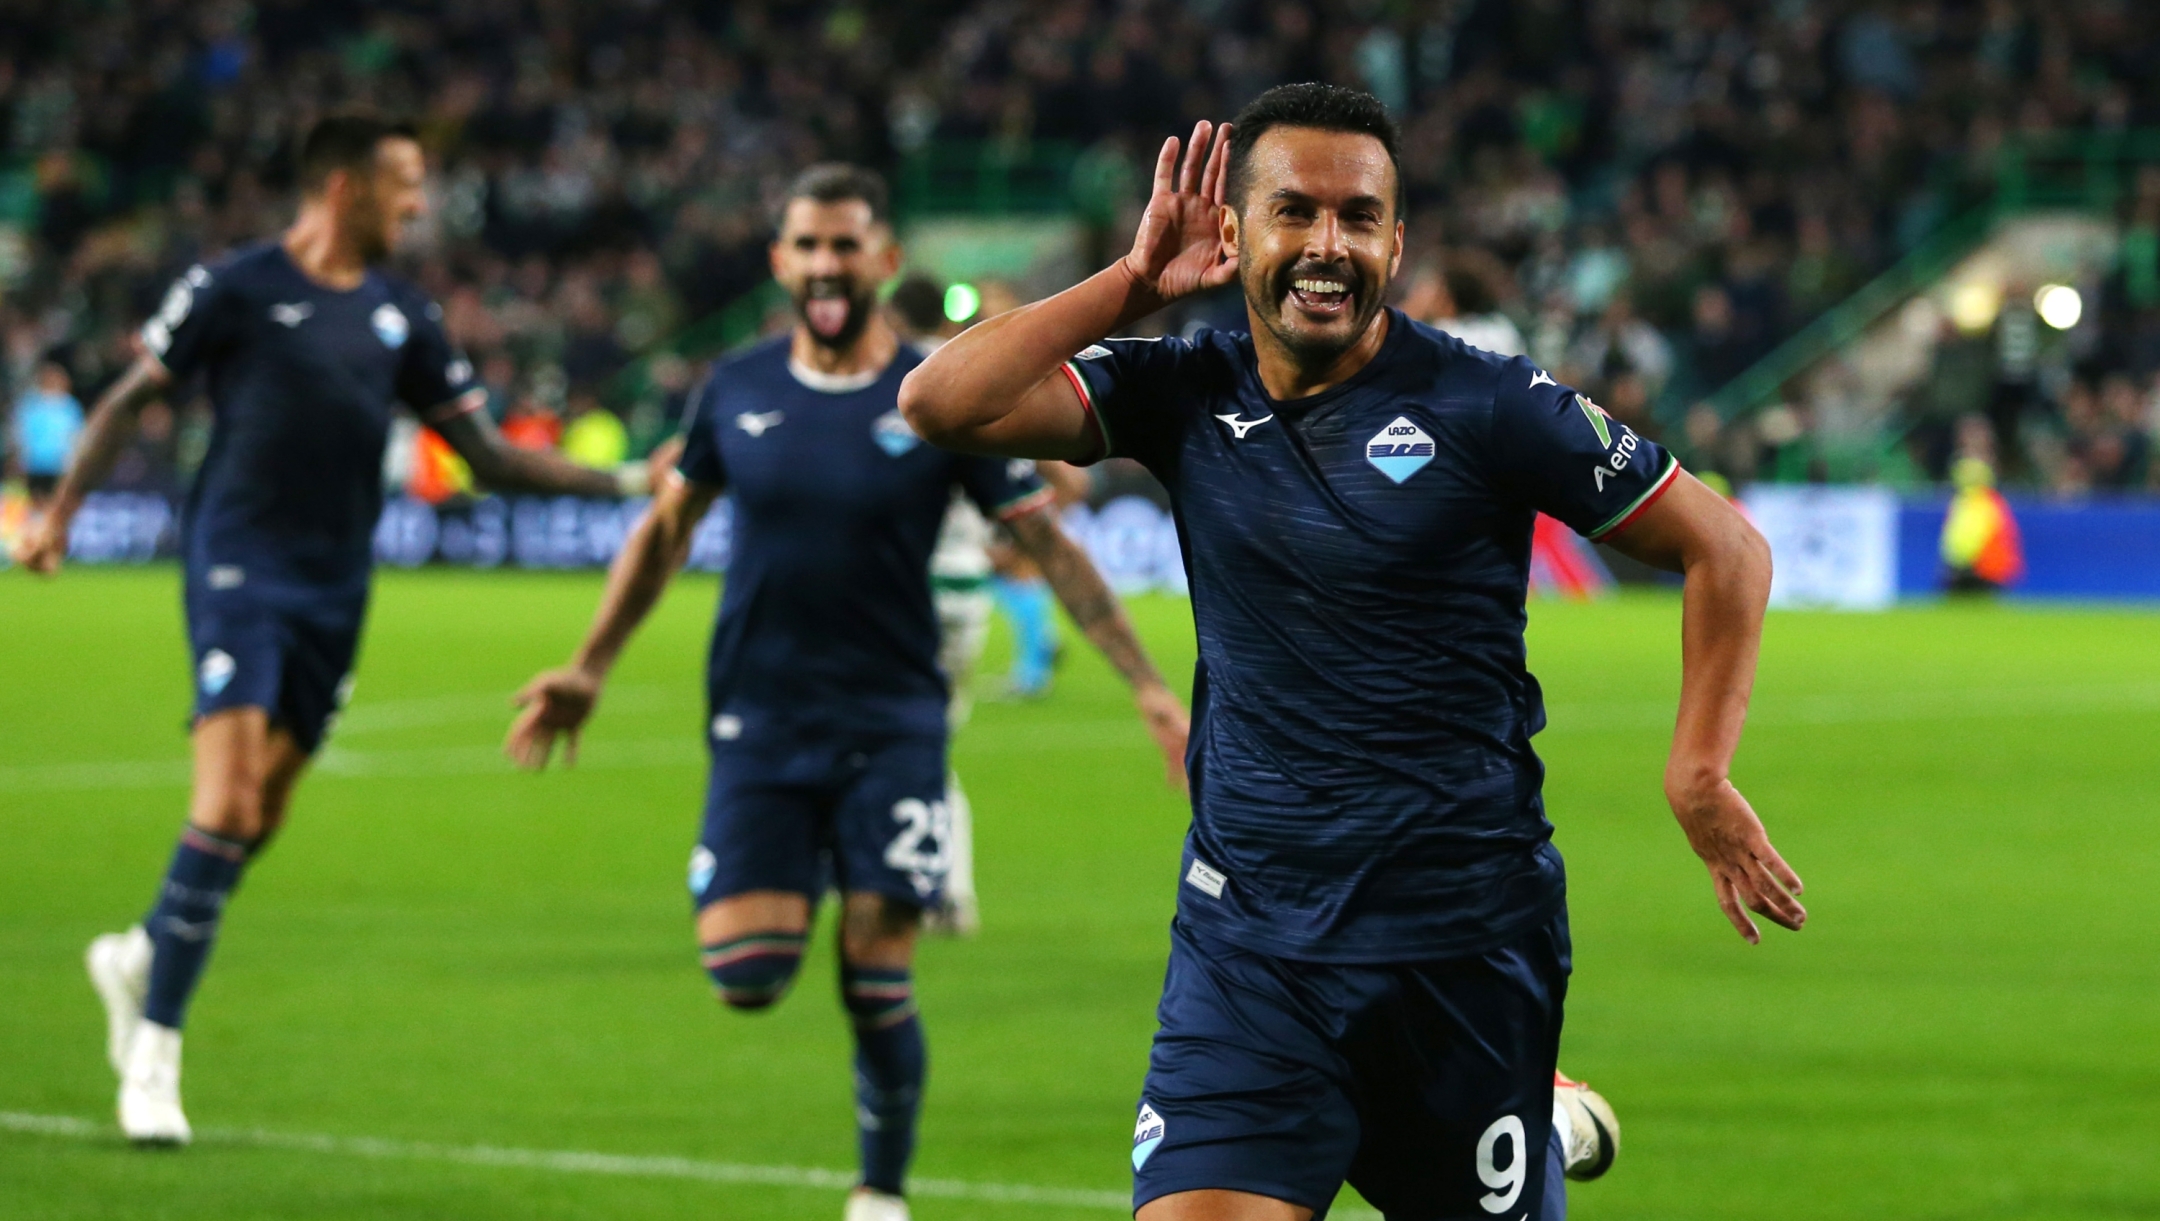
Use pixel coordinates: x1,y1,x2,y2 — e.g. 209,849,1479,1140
194,776,269,841
838,894,919,965
701,931,806,1011
839,961,918,1031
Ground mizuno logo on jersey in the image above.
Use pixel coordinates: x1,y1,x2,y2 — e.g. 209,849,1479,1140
736,411,784,437
1214,413,1274,440
1365,416,1436,484
1529,369,1557,389
1184,858,1227,898
269,302,314,327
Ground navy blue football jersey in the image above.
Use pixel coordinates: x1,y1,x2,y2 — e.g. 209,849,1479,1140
677,338,1052,739
144,242,479,595
1063,311,1680,962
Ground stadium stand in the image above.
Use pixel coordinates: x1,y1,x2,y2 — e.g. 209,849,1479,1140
4,1,2160,498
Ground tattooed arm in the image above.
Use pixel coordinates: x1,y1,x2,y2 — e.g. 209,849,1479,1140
1005,504,1190,790
10,356,171,575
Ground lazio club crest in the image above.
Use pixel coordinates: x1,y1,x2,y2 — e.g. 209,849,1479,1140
873,409,920,457
371,303,410,350
1365,416,1436,484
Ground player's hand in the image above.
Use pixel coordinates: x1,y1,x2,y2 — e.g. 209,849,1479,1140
645,436,684,496
1122,120,1238,304
9,509,70,576
1134,681,1191,795
1668,777,1805,943
506,665,602,771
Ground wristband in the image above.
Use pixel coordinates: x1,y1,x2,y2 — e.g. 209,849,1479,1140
614,462,652,498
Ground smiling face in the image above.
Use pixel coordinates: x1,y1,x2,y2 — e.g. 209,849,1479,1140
770,197,900,351
1227,126,1403,371
336,136,427,263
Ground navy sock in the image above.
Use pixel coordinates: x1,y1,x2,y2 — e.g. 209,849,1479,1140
141,827,252,1030
841,963,925,1195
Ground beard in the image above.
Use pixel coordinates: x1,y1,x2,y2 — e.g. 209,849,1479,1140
1244,256,1388,369
794,277,876,350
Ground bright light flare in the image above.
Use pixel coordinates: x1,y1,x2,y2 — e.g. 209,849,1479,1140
2035,284,2083,330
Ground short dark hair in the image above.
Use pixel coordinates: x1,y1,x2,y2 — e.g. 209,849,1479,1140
889,274,948,334
299,115,418,192
1226,83,1403,213
776,162,891,228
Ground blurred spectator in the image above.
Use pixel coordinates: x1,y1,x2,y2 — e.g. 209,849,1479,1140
4,0,2160,495
560,389,629,471
9,361,83,504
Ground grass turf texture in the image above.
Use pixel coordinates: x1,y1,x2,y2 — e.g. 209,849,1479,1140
2,566,2156,1221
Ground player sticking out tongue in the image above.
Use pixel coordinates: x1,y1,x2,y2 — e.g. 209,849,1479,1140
798,275,873,348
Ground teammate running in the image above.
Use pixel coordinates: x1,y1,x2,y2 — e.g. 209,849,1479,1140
900,84,1804,1221
503,164,1187,1221
11,116,640,1145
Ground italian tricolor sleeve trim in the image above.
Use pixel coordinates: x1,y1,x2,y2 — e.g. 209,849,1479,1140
1060,360,1112,464
993,484,1058,521
1587,454,1681,541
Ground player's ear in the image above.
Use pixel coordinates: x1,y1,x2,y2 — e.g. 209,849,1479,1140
1388,219,1404,280
767,237,788,280
876,232,903,281
1220,203,1241,258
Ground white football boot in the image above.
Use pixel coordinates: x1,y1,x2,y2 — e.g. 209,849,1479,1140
843,1188,910,1221
86,926,153,1074
117,1020,191,1145
1552,1070,1619,1181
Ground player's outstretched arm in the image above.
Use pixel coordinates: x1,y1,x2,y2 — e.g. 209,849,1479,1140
1603,471,1806,943
9,354,171,576
1005,506,1190,791
505,470,721,770
434,401,648,500
899,120,1236,459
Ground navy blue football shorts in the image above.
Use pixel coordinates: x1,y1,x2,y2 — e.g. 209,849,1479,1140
1132,912,1571,1220
689,728,953,912
184,579,364,755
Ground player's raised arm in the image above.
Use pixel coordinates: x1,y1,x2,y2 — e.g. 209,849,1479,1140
1602,473,1806,943
1003,502,1190,791
897,121,1236,459
9,354,172,576
505,468,721,770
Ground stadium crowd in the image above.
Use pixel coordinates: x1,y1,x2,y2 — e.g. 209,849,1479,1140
5,0,2160,499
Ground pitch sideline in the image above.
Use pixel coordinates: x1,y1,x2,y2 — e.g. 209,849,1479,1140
0,1109,1390,1216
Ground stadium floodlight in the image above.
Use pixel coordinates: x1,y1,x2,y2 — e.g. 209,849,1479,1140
2035,284,2082,330
1947,281,2000,334
944,282,982,324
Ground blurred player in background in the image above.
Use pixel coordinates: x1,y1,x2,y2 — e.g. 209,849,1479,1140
891,274,1097,934
903,86,1801,1221
10,115,638,1146
10,359,85,508
504,165,1187,1221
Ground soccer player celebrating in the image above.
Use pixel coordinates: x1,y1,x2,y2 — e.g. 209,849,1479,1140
504,164,1188,1221
9,116,639,1145
899,84,1805,1221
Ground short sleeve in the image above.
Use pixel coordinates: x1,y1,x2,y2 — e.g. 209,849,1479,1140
397,295,483,421
673,368,728,489
1058,336,1202,469
141,265,234,383
1489,357,1680,541
958,454,1054,521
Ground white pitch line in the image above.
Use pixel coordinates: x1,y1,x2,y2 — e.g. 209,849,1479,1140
0,1111,1134,1211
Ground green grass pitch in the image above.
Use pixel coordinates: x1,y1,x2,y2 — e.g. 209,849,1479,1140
2,566,2156,1220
